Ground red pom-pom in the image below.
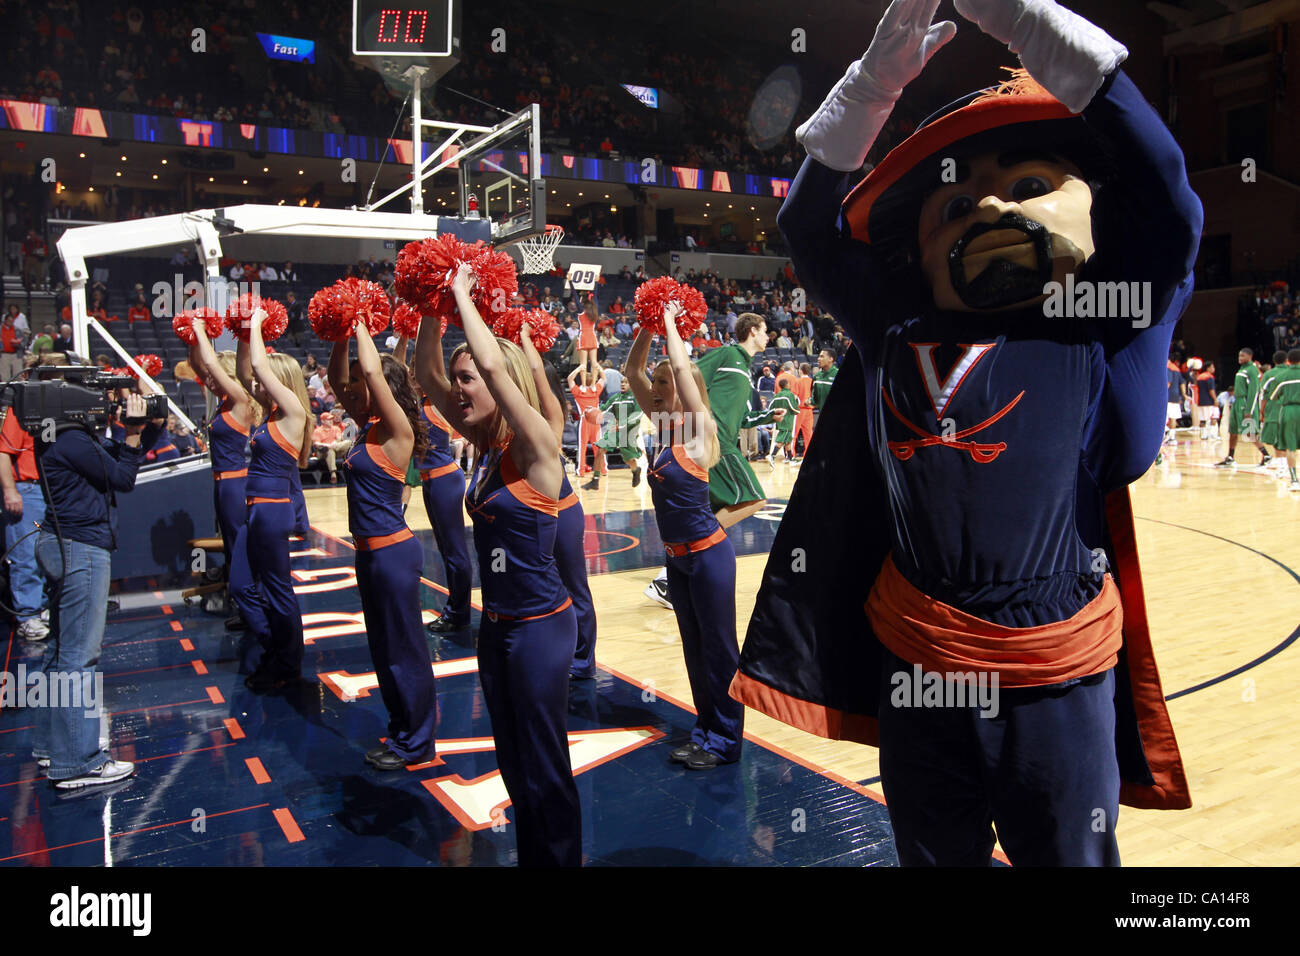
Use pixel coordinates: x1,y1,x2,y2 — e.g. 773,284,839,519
395,233,465,319
394,236,518,330
524,309,561,352
132,353,163,378
172,307,223,344
634,277,704,337
308,278,391,342
392,301,423,339
488,307,561,352
465,242,519,321
226,294,288,342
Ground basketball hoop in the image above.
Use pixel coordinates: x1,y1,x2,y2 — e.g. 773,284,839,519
517,224,564,275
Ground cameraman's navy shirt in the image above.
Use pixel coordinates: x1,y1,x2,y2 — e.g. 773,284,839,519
36,423,160,550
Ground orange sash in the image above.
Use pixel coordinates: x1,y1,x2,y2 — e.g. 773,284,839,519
866,554,1122,688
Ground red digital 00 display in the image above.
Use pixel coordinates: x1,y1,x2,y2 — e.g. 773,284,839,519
353,0,453,55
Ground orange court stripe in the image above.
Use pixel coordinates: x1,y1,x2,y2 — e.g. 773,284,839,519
224,718,245,740
273,807,305,843
245,757,271,785
170,620,184,632
191,660,209,675
206,686,225,704
161,605,172,615
179,638,194,651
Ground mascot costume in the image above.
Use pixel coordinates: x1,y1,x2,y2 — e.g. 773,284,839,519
731,0,1198,866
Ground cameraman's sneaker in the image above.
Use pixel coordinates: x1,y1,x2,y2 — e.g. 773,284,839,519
17,618,49,641
54,759,135,790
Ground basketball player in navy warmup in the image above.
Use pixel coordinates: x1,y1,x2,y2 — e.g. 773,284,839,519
628,302,742,770
414,263,581,867
236,309,313,692
331,328,438,769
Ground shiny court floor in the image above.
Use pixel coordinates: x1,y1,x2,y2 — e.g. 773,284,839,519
0,517,897,867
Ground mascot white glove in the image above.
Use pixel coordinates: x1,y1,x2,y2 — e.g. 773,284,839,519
796,0,956,172
953,0,1128,112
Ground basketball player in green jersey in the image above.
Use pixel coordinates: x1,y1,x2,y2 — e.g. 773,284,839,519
587,375,644,490
1217,348,1261,467
1255,350,1289,472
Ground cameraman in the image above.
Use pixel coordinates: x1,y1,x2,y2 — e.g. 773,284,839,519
32,391,160,790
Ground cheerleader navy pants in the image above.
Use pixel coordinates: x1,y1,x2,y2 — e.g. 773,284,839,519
477,603,581,867
229,500,304,680
876,647,1121,867
212,474,247,568
555,501,597,678
421,472,472,624
665,535,743,762
355,535,437,761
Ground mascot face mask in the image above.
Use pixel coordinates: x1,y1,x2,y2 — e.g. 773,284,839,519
917,151,1095,313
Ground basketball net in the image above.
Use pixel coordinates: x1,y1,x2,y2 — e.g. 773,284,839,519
517,224,564,274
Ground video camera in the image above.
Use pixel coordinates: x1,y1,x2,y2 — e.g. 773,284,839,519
0,367,168,434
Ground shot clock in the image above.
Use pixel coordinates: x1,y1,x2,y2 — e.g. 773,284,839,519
352,0,459,57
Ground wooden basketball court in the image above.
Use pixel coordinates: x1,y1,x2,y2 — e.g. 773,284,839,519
302,427,1300,866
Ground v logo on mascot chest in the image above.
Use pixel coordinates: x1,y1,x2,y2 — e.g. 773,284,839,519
884,342,1023,463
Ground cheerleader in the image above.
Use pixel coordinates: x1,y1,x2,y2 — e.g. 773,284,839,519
237,341,310,539
521,322,599,680
414,263,581,866
567,357,602,477
395,334,473,635
187,320,257,602
233,310,313,692
627,301,742,770
330,328,437,768
575,299,599,383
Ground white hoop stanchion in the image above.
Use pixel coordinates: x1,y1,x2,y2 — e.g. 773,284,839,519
517,224,564,274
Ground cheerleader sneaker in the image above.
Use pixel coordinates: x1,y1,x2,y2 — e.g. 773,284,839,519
1291,481,1300,493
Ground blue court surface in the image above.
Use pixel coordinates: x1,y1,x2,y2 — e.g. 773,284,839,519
0,514,898,867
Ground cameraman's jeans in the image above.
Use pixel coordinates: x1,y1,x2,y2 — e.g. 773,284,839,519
32,532,112,779
3,482,47,621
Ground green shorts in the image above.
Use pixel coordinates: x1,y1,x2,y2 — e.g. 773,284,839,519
1276,407,1300,452
1228,404,1257,438
596,431,641,463
1260,419,1279,448
708,444,765,510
